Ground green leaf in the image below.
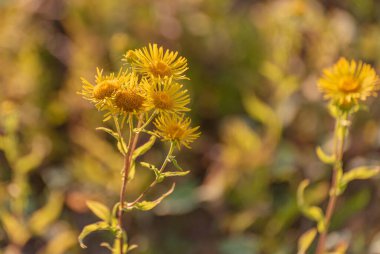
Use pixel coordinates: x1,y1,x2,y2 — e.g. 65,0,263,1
338,166,380,195
96,127,119,140
111,236,128,254
127,162,136,181
86,201,110,223
78,221,110,248
97,127,128,154
117,140,128,155
140,162,160,178
140,162,159,171
170,157,184,171
132,135,156,160
162,171,190,178
297,180,326,233
316,146,335,165
297,228,317,254
126,183,175,211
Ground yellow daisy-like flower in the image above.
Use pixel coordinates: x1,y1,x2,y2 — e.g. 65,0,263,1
113,73,148,115
154,114,200,149
318,58,379,107
124,43,189,81
144,78,190,115
79,68,126,110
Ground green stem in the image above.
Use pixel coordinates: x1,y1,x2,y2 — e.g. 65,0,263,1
315,113,349,254
128,142,175,207
159,142,174,173
113,114,128,155
134,110,157,133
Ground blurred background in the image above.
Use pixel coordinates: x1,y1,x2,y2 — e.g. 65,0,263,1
1,0,380,253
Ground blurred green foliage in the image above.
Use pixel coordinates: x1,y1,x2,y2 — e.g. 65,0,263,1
1,0,380,253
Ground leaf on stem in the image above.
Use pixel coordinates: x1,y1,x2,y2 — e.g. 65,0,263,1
161,171,190,178
170,156,184,171
316,146,335,165
126,183,175,211
78,221,111,248
86,200,110,223
97,127,128,154
297,228,317,254
337,166,380,195
96,127,119,140
128,162,136,181
140,162,160,178
297,180,326,233
132,135,156,160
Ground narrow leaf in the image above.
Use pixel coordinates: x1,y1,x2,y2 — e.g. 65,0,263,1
140,162,160,178
86,201,110,222
96,127,119,140
126,183,175,211
127,162,136,181
298,228,317,254
170,157,184,171
161,171,190,178
316,146,335,165
78,221,110,248
140,162,159,171
297,180,326,233
338,166,380,195
341,166,380,186
97,127,127,154
112,234,128,254
132,136,156,160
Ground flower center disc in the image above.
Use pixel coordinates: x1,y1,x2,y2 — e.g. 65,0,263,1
153,92,173,110
150,61,172,77
93,81,120,100
114,90,145,112
167,124,185,139
338,77,360,93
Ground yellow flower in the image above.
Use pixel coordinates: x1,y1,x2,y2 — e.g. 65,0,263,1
318,58,379,107
154,114,200,149
144,78,190,115
124,43,189,81
79,68,126,110
113,73,148,115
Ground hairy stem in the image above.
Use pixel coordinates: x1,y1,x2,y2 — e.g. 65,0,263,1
315,113,348,254
118,114,143,254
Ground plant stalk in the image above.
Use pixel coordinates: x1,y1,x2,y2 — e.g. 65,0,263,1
315,113,348,254
118,115,143,254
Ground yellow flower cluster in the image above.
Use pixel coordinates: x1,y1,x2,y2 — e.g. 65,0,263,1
318,58,379,109
79,43,200,149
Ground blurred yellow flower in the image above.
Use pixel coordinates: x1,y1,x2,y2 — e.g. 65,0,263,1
79,68,127,110
124,43,188,81
154,114,200,149
144,78,190,115
318,58,379,107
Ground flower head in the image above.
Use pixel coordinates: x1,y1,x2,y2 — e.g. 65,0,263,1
318,58,379,108
154,114,200,149
113,73,148,115
79,68,126,110
144,78,190,115
124,43,189,81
